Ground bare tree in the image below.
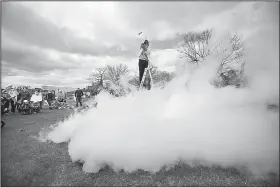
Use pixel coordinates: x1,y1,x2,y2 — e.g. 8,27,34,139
105,64,129,84
88,64,131,96
128,76,140,87
178,29,213,64
155,71,175,83
214,33,246,87
216,33,246,74
88,67,108,89
149,66,174,84
211,33,246,87
129,66,175,89
104,64,130,97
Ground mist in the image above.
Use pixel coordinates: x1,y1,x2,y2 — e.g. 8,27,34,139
43,3,279,176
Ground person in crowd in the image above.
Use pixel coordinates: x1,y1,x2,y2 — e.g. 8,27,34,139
1,89,10,113
30,89,43,103
16,88,21,110
18,87,31,105
57,90,66,103
75,88,84,107
7,87,18,114
46,90,54,106
37,89,43,109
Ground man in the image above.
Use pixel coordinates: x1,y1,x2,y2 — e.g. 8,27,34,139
34,88,43,109
18,87,31,104
30,90,43,103
37,89,43,109
57,91,66,103
7,88,18,113
46,90,54,106
1,90,10,113
75,88,83,107
17,87,31,113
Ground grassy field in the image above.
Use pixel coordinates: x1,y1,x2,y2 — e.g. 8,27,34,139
1,104,279,186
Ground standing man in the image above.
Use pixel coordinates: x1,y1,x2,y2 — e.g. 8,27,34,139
34,88,43,109
18,87,31,105
57,90,66,103
75,88,83,107
38,89,43,109
7,87,18,114
46,90,54,106
1,89,10,113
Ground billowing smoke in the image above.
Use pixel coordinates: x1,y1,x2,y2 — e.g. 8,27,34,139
44,2,278,176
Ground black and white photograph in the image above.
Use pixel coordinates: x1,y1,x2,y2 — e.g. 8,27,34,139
1,1,279,186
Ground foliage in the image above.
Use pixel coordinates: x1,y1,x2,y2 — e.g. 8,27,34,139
178,29,246,88
88,64,130,97
177,29,213,64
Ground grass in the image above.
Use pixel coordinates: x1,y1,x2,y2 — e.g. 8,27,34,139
1,105,279,186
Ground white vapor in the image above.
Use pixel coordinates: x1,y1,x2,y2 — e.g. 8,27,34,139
45,58,278,176
43,5,279,176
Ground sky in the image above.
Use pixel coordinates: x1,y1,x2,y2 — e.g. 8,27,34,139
1,1,279,89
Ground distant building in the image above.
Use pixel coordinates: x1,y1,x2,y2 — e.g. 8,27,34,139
86,86,94,90
41,85,75,93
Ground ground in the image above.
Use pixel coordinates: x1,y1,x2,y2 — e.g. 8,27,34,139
1,102,279,186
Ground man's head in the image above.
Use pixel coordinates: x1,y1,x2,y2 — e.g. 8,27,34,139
22,87,26,91
77,88,80,90
144,40,149,46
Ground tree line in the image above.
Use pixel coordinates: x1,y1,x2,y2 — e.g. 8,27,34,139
88,64,175,97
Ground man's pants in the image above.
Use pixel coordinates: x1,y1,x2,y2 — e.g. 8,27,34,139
139,59,148,83
3,100,9,111
9,99,16,113
47,99,53,106
76,97,82,107
139,59,151,89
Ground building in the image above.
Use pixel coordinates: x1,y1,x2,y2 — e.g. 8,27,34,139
86,85,94,90
41,85,76,93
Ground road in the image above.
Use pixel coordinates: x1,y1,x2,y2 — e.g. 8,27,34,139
1,105,278,186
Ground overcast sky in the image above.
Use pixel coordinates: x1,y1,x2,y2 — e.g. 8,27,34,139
1,1,278,88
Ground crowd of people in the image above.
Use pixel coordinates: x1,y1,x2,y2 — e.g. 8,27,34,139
1,86,85,117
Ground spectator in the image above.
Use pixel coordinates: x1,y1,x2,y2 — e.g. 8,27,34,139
37,89,43,109
46,90,54,106
75,88,83,107
1,90,10,112
16,89,21,110
57,90,66,103
18,87,31,105
31,90,43,103
7,88,18,114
